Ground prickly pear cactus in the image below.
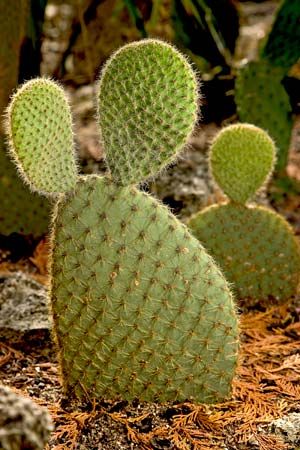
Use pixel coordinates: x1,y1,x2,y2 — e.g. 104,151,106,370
0,138,48,236
235,0,300,176
188,124,300,302
261,0,300,69
0,385,53,450
7,39,239,403
0,1,49,236
235,60,292,172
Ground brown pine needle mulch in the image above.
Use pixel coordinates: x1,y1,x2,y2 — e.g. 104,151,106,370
1,302,300,450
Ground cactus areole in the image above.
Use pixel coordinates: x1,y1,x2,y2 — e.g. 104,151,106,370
7,39,239,403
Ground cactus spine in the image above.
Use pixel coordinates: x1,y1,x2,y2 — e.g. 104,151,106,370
7,39,239,403
188,124,300,302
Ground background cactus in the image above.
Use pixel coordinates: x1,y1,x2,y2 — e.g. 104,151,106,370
234,0,300,176
261,0,300,70
7,39,239,403
188,124,300,302
209,123,275,204
0,1,49,236
235,60,292,172
0,385,53,450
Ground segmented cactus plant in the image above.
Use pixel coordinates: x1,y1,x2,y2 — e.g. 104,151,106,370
235,0,300,175
6,39,239,403
235,60,292,172
0,1,49,236
0,385,53,450
188,124,300,302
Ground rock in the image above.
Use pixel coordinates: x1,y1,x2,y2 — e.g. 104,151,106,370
269,413,300,445
0,384,53,450
0,272,50,342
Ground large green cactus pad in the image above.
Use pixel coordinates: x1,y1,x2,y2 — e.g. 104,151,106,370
0,139,49,236
98,39,198,185
8,79,77,196
235,60,292,172
188,203,300,301
261,0,300,69
209,124,275,204
51,176,238,403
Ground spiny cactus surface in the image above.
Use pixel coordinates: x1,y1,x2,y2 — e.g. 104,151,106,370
8,79,77,196
189,203,300,301
210,123,275,204
261,0,300,69
0,385,53,450
98,39,198,185
235,61,292,172
51,175,238,402
0,139,49,236
0,1,49,236
189,123,300,302
7,40,239,403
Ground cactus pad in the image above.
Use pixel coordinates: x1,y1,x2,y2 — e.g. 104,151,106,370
0,385,53,450
98,39,198,185
0,139,49,236
261,0,300,69
51,176,239,403
235,60,292,172
189,203,300,301
7,79,77,196
210,123,276,203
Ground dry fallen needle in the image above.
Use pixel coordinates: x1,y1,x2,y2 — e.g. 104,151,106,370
1,302,299,450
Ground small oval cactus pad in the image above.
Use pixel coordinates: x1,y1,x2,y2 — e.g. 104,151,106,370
7,78,77,196
51,176,239,403
189,203,300,301
210,124,276,204
97,39,198,185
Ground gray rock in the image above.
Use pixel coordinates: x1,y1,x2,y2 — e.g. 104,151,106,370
0,384,53,450
0,272,50,333
269,413,300,445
